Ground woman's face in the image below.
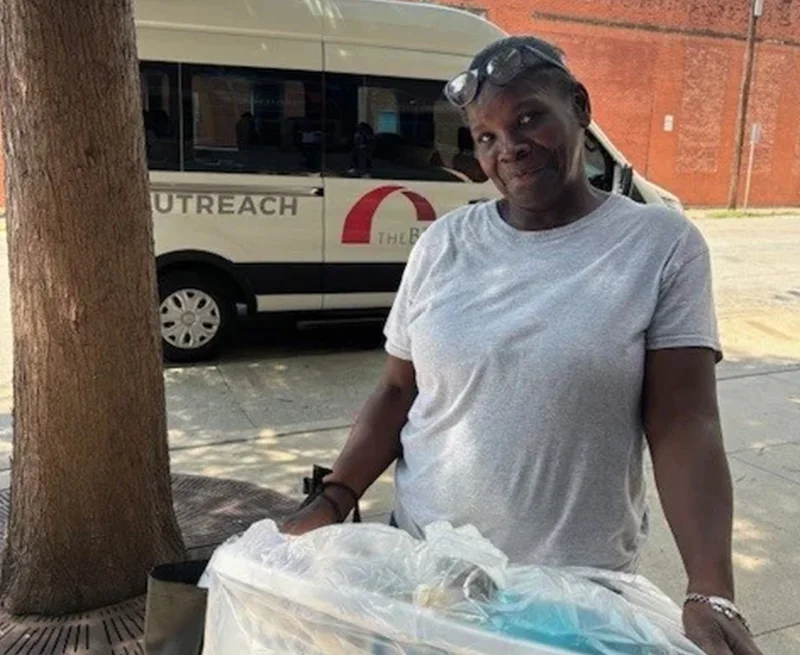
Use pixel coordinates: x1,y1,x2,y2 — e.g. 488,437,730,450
465,72,591,212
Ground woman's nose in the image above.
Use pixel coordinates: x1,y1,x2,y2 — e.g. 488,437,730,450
497,134,532,162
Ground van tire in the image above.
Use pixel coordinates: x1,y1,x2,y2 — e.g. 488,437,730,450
158,269,233,362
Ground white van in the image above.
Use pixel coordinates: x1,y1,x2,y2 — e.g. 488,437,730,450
135,0,683,362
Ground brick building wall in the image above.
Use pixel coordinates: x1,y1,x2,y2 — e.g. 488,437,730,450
437,0,800,206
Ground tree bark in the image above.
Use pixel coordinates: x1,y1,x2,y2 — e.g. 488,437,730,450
0,0,185,614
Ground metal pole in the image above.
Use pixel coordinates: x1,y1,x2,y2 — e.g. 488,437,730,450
743,124,758,209
727,0,762,209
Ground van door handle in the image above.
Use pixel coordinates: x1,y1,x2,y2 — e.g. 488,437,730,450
311,187,324,197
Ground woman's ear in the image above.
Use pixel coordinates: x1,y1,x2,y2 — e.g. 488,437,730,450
573,83,592,128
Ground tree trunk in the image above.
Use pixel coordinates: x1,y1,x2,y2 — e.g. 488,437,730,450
0,0,185,614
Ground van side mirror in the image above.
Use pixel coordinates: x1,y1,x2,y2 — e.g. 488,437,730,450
617,164,634,197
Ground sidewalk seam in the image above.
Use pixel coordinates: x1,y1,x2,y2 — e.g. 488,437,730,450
718,364,800,382
215,366,259,431
727,440,799,455
728,452,800,487
168,422,353,454
754,619,800,638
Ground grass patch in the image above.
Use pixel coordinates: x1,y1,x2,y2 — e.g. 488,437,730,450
702,208,799,219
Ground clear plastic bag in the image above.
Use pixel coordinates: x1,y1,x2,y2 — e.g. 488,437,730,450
200,520,704,655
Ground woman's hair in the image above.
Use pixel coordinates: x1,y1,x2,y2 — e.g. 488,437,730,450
470,35,566,71
470,35,575,100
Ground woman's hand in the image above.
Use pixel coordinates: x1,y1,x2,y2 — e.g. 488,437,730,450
279,495,340,536
683,603,763,654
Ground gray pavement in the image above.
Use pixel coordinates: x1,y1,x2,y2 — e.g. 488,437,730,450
1,216,800,651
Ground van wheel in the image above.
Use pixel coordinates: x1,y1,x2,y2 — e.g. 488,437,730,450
158,270,233,363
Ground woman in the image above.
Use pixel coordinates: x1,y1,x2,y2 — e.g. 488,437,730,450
282,36,761,655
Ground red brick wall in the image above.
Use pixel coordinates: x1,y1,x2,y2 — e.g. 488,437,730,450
442,0,800,207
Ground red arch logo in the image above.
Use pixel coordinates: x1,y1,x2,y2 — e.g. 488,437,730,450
341,185,436,244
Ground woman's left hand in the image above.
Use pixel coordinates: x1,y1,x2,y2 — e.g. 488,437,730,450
683,602,763,654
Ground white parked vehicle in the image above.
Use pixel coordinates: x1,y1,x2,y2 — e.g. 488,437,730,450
134,0,683,361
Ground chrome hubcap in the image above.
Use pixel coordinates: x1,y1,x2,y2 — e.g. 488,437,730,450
160,288,221,350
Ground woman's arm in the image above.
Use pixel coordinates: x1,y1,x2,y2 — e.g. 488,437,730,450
644,347,733,599
644,347,761,655
281,355,417,534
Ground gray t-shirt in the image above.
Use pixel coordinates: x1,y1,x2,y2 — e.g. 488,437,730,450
384,194,721,572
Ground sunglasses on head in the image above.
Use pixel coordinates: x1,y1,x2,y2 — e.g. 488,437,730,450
444,44,572,109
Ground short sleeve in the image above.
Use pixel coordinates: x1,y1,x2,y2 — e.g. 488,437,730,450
646,224,723,361
384,237,428,361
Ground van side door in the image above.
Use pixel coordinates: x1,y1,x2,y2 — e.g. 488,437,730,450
320,47,495,311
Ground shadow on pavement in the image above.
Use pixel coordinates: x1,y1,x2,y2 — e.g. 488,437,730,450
166,317,387,369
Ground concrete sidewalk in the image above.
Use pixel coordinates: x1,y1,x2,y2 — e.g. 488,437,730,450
0,351,796,651
1,345,795,649
0,216,798,650
154,349,800,653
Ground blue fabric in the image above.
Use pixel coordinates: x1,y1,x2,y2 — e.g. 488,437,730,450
482,589,672,655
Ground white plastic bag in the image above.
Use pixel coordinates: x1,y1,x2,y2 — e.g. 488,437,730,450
201,520,704,655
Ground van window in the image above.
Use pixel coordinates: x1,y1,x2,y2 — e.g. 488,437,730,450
584,132,614,192
631,185,647,204
324,73,487,183
140,62,180,171
181,65,323,175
